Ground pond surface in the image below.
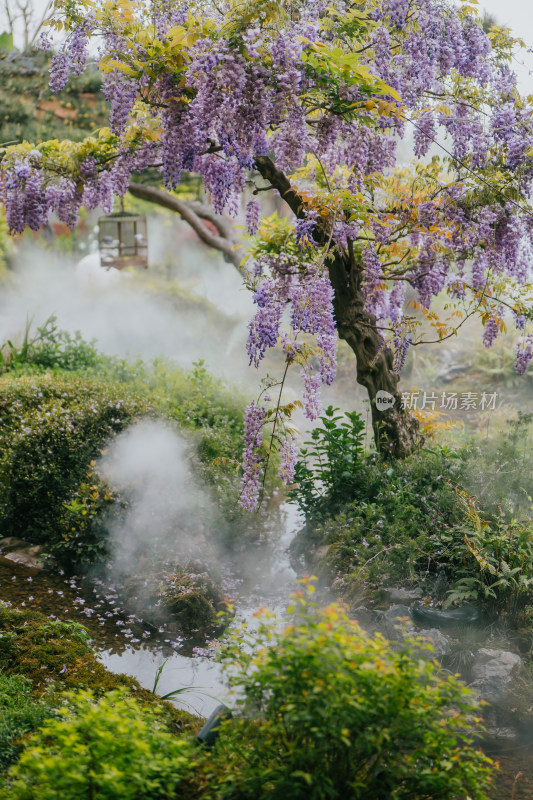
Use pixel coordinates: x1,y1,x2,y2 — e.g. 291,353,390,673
0,503,299,717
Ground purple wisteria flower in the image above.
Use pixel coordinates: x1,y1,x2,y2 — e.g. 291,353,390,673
515,335,533,375
482,310,501,348
279,436,298,486
239,402,266,511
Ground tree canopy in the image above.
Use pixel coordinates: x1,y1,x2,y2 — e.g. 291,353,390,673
1,0,533,507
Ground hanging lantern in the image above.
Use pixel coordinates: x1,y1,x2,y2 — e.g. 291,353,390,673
97,212,148,270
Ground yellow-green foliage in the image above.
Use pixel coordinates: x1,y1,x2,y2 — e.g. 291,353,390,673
213,582,495,800
5,689,199,800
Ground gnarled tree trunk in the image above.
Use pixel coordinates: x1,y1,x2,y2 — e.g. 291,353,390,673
129,160,423,458
254,155,423,458
328,249,423,458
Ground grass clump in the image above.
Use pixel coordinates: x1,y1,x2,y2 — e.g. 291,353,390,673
0,672,55,775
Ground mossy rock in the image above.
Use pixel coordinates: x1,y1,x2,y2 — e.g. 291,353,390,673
0,605,200,733
122,560,229,634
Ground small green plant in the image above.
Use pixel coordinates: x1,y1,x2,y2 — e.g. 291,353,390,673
444,496,533,621
2,315,102,374
0,672,55,774
289,406,365,521
214,581,494,800
38,620,91,644
4,689,198,800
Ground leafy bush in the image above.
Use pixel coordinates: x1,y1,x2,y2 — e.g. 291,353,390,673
294,446,462,590
4,689,198,800
0,672,55,774
0,373,147,568
0,319,270,555
213,583,494,800
55,466,125,569
443,497,533,621
288,406,365,522
1,315,102,374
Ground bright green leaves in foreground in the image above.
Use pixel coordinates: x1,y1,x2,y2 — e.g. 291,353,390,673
214,582,494,800
3,584,495,799
4,689,198,800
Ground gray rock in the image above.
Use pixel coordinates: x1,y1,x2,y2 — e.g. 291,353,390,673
381,587,422,605
2,549,44,571
468,648,522,704
416,628,451,659
384,604,412,623
0,537,30,554
351,606,376,631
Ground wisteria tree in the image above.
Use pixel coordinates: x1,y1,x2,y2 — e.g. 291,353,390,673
1,0,533,509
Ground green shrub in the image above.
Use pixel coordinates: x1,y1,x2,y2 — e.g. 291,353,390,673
54,465,125,569
0,373,147,567
289,406,365,522
0,672,55,774
213,583,494,800
1,315,102,374
295,446,462,591
4,689,198,800
0,319,269,554
443,497,533,621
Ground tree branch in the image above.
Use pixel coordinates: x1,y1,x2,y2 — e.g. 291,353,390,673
128,182,243,272
253,156,306,220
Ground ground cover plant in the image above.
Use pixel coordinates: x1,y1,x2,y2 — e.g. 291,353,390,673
0,604,197,727
0,671,55,775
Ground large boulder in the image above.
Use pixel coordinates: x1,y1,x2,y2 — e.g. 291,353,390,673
468,648,522,704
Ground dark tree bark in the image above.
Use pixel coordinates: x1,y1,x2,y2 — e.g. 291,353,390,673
254,156,423,458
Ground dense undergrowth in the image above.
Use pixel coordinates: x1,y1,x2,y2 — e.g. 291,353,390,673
290,407,533,625
0,322,531,798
